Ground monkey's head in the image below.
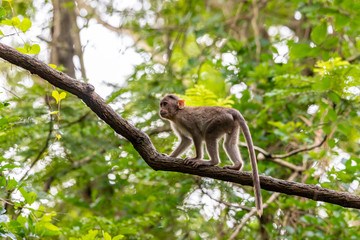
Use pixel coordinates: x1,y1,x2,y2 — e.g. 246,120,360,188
159,94,185,120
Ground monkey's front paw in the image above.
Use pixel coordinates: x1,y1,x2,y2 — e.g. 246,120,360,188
187,161,201,168
184,157,200,167
184,157,193,165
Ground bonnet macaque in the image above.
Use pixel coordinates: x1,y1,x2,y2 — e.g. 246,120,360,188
159,94,263,216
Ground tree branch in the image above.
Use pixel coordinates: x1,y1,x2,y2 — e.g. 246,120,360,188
244,135,327,160
1,42,360,210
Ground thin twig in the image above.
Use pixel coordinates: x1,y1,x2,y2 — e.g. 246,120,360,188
268,135,327,159
196,178,252,211
241,135,327,160
229,171,299,240
62,111,90,128
20,118,54,182
0,198,67,215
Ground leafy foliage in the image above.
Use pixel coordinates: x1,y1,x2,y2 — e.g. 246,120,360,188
1,0,360,239
179,85,234,107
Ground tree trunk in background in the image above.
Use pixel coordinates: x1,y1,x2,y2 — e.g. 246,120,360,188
51,0,76,78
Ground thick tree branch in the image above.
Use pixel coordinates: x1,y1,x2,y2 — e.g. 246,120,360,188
1,42,360,210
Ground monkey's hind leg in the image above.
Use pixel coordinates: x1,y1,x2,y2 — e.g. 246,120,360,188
223,127,243,170
184,138,220,168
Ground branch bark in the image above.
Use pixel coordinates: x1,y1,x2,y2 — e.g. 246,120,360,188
1,42,360,210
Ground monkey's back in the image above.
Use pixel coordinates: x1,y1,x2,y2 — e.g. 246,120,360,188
174,106,240,137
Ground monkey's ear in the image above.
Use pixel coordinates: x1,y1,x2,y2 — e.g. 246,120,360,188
178,99,185,109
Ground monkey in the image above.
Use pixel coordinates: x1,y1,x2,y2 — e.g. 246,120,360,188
159,94,263,216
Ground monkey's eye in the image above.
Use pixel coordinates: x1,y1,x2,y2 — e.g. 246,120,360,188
162,102,168,106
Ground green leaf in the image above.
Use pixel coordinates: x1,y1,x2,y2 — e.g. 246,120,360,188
0,176,5,187
290,44,312,58
318,149,326,159
19,188,37,205
27,192,37,205
1,16,20,27
304,231,315,237
36,206,46,218
62,1,75,8
0,164,19,171
241,89,251,102
19,18,32,33
16,43,40,54
308,47,321,57
312,77,331,91
284,226,295,234
44,222,59,231
188,57,199,67
323,37,339,49
338,123,351,135
329,92,340,103
328,138,336,148
41,213,56,222
113,235,125,240
17,215,27,227
179,85,232,107
82,230,98,240
52,90,60,103
0,8,6,18
56,134,61,140
326,108,337,122
308,151,318,159
6,178,18,191
334,14,350,30
29,44,40,54
52,90,66,104
103,231,112,240
311,21,327,45
271,46,278,54
322,124,331,135
59,92,66,100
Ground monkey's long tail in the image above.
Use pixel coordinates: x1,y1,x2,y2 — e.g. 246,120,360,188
235,112,263,216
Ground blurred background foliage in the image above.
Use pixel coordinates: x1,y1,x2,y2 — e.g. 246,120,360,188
1,0,360,239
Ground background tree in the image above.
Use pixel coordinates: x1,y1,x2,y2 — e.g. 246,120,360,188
1,0,360,239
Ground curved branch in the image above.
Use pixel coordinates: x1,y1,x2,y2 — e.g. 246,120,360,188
271,136,328,159
1,42,360,210
241,135,328,160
